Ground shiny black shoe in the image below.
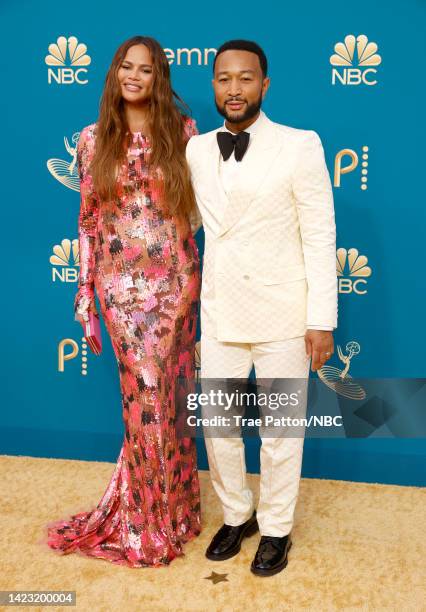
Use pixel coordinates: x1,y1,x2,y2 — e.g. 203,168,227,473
250,534,292,576
205,511,258,561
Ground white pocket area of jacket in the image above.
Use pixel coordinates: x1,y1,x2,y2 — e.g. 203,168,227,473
261,263,307,286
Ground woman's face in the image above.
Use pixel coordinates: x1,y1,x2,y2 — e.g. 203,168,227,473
117,44,154,104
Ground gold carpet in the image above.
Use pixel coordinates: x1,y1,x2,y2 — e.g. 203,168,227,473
1,454,425,612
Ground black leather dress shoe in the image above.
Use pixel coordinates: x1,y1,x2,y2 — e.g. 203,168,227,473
250,534,292,576
205,511,258,561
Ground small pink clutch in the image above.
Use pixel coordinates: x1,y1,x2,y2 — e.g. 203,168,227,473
84,311,102,355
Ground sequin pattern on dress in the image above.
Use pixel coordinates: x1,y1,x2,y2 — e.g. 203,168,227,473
45,117,202,567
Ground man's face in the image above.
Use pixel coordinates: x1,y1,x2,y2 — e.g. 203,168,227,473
212,49,270,124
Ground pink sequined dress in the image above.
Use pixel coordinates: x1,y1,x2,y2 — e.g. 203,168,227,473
46,117,202,567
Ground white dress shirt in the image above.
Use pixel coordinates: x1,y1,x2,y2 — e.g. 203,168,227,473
218,111,263,194
218,111,333,333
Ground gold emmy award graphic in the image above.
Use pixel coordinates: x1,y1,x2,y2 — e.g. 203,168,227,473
330,34,382,86
50,238,80,283
45,36,91,85
47,133,81,191
318,341,366,399
334,146,369,190
58,337,90,376
337,248,372,295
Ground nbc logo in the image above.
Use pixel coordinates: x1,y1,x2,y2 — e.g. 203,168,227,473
50,239,80,283
45,36,91,85
337,248,372,294
58,336,90,376
334,146,370,190
330,34,381,86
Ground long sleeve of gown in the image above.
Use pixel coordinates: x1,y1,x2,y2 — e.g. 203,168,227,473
74,126,100,322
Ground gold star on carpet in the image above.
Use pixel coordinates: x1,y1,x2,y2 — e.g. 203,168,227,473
204,571,229,584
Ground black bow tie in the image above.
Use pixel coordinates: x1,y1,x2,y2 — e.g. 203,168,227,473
217,130,250,162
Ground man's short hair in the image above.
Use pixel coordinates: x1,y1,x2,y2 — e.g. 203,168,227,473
213,39,268,77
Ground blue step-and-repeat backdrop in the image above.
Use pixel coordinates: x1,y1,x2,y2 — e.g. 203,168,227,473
1,0,425,485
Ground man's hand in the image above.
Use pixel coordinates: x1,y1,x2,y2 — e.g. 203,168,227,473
305,330,334,372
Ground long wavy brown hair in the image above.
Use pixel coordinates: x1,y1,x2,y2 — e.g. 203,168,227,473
90,36,196,218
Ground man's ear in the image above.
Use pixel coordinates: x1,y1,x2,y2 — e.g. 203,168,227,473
262,77,271,99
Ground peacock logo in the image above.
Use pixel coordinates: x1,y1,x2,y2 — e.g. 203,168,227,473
337,248,372,295
46,36,91,85
50,239,80,283
58,336,90,376
330,35,381,86
330,34,381,67
334,146,369,191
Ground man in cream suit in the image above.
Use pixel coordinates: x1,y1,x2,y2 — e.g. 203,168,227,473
186,40,337,576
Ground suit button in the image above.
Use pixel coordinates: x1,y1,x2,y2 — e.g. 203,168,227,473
243,274,250,280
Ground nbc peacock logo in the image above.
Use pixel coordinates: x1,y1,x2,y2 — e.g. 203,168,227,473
330,34,381,86
45,36,91,85
47,132,81,191
337,248,372,295
50,239,80,283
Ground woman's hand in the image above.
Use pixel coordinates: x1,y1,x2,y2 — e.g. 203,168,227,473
75,296,98,327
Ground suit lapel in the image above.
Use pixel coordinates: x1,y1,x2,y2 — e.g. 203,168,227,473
216,114,282,236
208,135,229,216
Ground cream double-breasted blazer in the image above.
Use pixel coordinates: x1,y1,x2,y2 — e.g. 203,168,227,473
186,111,338,343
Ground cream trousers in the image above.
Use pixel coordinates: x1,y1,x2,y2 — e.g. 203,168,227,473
200,333,311,536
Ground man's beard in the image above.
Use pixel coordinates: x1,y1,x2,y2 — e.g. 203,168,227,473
215,93,262,125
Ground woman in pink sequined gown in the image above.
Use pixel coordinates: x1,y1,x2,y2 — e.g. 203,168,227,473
46,37,202,567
